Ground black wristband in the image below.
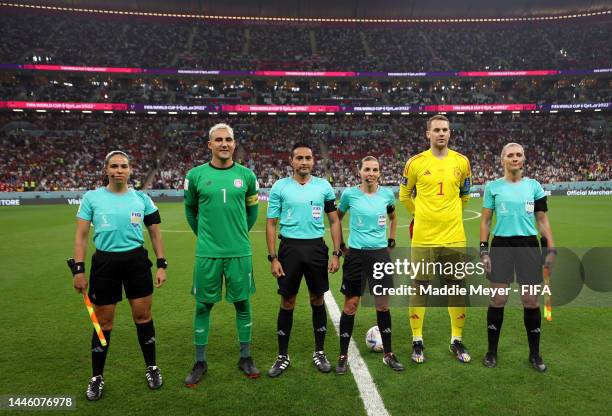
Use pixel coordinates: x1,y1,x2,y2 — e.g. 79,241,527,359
267,254,278,262
479,241,489,256
332,250,342,258
67,258,85,275
340,242,347,250
388,238,396,248
156,258,168,269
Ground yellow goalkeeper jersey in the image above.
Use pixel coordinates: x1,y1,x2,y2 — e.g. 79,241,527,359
399,148,472,245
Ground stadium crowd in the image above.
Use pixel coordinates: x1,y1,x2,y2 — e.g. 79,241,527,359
1,112,609,192
1,8,610,71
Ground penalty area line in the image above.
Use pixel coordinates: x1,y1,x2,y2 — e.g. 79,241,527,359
324,291,390,416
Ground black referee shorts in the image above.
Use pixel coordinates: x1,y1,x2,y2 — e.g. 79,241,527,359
277,237,329,297
489,236,543,285
341,247,394,297
88,246,154,305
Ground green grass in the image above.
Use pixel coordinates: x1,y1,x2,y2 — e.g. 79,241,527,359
0,196,611,415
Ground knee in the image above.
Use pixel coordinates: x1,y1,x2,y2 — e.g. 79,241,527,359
489,296,508,308
522,297,539,309
132,310,152,324
234,300,250,313
195,302,213,315
309,293,324,306
343,297,359,315
375,305,389,313
99,321,114,331
281,296,296,310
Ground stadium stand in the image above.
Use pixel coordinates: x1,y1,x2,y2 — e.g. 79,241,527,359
1,113,609,192
1,9,610,71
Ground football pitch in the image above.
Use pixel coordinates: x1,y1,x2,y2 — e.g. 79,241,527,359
1,196,611,415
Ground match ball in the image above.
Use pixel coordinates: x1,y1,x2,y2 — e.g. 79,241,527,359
365,326,384,352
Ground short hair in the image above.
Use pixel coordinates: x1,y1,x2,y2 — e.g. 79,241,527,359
208,123,234,140
104,150,130,167
427,114,450,131
500,142,524,159
360,155,379,169
291,142,313,158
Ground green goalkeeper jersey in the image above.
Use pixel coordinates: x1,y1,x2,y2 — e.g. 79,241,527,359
184,162,259,258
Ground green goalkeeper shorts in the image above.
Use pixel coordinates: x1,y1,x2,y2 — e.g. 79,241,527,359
191,256,255,303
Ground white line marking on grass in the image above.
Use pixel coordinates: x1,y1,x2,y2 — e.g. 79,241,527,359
324,291,390,416
463,209,482,221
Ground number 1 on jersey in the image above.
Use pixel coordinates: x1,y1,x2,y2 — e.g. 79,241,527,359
437,181,444,195
221,188,226,203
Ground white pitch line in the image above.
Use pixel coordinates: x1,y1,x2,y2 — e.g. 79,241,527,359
323,291,390,416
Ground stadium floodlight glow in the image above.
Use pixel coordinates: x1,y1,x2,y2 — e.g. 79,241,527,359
82,110,92,113
594,108,602,112
1,2,608,24
400,112,410,115
229,112,238,115
382,112,391,115
190,111,198,114
494,111,502,114
288,112,297,115
574,109,582,112
268,112,277,115
456,111,465,114
104,110,113,114
209,112,218,115
550,110,559,113
168,111,177,115
365,112,373,115
308,112,316,115
147,111,157,114
35,109,47,112
326,112,335,115
345,113,353,115
12,108,24,112
512,111,520,114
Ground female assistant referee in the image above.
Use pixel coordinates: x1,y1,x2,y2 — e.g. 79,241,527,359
71,150,168,400
480,142,556,372
335,156,404,374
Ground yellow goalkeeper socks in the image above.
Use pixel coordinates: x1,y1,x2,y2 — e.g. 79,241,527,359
448,306,466,340
409,306,426,341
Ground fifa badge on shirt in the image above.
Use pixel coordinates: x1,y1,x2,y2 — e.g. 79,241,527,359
312,205,322,220
378,214,386,227
525,200,535,213
130,211,143,226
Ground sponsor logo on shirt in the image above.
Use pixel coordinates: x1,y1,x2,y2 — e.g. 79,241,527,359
423,169,431,176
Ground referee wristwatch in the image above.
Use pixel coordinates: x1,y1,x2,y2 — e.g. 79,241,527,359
267,254,278,262
156,258,168,269
332,250,343,258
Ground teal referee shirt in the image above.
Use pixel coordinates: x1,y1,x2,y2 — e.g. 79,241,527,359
77,188,158,252
339,186,395,249
267,176,336,239
483,177,546,237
